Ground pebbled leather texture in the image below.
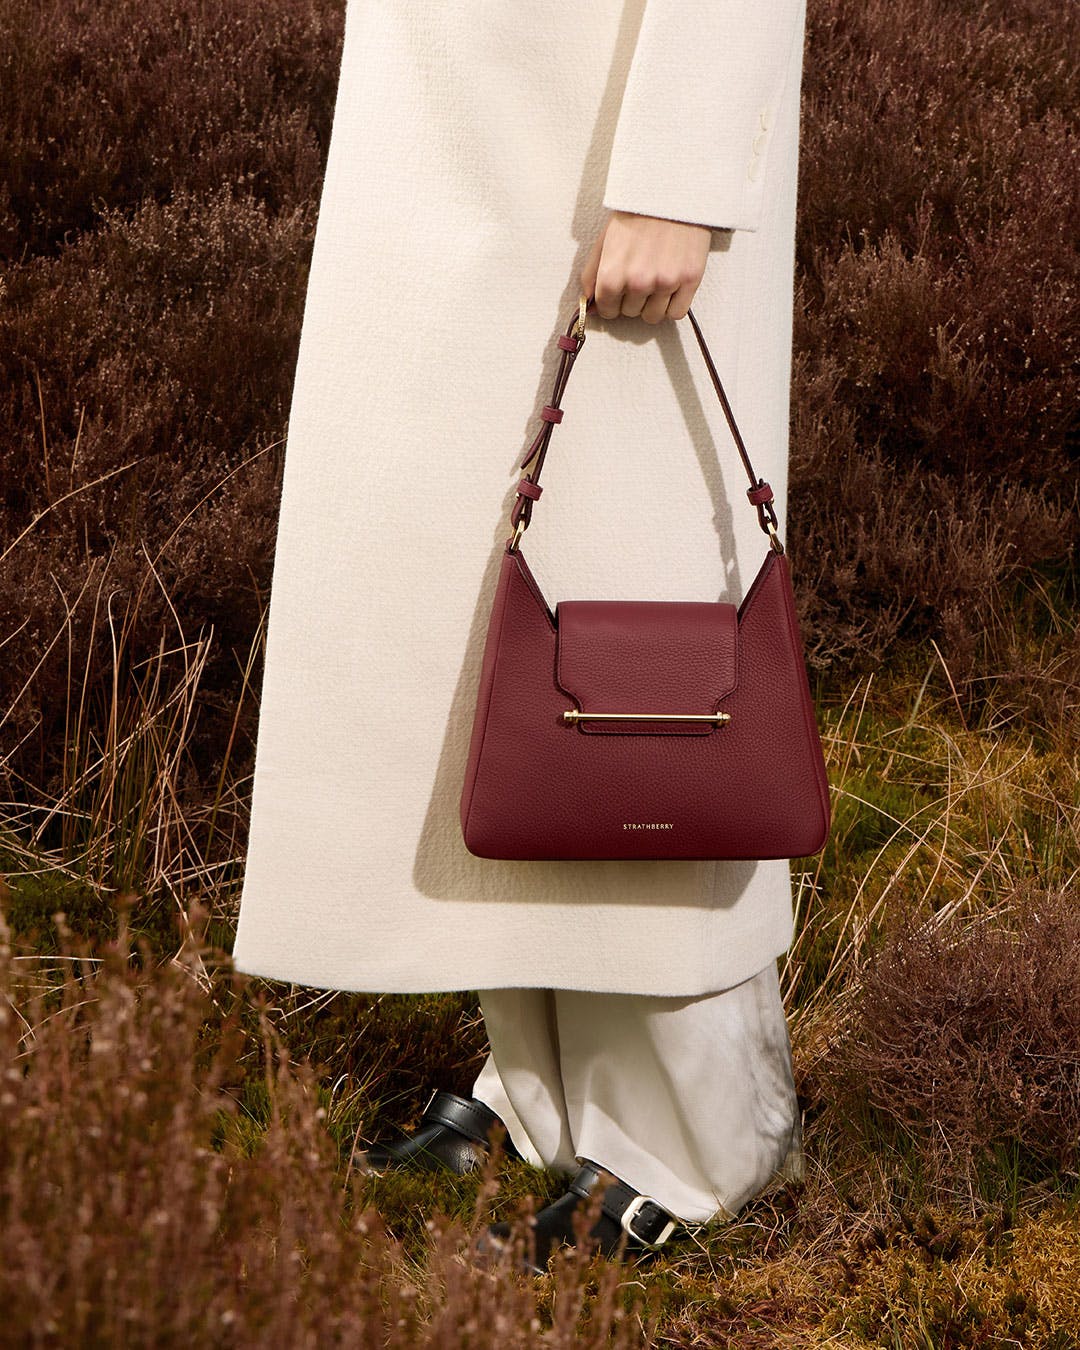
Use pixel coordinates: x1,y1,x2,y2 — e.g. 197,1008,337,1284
556,598,737,736
362,1090,521,1175
460,543,830,859
459,300,831,862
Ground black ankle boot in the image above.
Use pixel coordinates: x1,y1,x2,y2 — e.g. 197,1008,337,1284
361,1090,523,1176
474,1158,684,1274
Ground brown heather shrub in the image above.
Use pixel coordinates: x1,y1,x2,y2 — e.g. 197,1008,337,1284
791,0,1079,670
0,0,1076,838
832,886,1080,1170
0,0,342,261
0,896,657,1347
0,0,346,836
789,443,1074,678
0,182,311,817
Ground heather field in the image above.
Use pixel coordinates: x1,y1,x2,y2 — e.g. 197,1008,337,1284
1,0,1077,1345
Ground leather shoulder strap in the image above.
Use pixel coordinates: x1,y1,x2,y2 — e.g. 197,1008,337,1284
509,297,782,553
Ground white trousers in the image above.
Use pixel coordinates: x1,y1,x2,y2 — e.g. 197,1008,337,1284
471,958,803,1225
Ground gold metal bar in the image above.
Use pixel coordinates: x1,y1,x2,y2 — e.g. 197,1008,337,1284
573,293,588,339
563,709,731,725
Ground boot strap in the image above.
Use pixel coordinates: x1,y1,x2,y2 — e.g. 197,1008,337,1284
420,1089,503,1146
571,1159,680,1247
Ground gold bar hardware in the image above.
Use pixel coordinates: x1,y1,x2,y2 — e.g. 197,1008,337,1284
572,293,589,340
563,709,732,725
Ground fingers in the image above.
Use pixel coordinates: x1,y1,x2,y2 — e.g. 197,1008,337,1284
591,270,680,323
665,279,699,322
580,211,710,325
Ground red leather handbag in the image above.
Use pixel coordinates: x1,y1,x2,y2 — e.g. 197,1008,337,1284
459,296,831,861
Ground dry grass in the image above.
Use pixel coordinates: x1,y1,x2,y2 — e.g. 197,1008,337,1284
1,0,1078,1342
0,0,1076,836
0,898,659,1348
2,623,1077,1344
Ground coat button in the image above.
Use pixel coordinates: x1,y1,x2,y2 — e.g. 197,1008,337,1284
759,106,772,131
752,131,768,155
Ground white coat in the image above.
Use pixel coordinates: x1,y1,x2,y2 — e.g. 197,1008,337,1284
231,0,810,996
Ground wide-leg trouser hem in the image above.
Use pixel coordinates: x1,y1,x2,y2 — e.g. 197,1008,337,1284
471,959,803,1226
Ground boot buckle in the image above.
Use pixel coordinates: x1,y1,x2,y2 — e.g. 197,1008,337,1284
619,1193,677,1247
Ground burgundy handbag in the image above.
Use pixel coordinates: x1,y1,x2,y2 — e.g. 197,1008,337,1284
459,296,831,861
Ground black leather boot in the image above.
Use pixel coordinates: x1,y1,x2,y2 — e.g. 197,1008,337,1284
474,1158,685,1274
361,1090,524,1175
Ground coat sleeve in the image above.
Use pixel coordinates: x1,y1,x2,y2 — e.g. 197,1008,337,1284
601,0,807,234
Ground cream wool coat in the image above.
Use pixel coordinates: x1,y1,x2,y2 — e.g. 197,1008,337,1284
231,0,810,996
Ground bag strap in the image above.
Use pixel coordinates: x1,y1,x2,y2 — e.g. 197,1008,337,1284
507,295,783,555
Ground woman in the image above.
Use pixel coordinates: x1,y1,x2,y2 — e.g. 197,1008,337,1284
231,0,810,1273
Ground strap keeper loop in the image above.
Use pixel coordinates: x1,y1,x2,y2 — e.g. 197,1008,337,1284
515,477,543,500
540,404,564,424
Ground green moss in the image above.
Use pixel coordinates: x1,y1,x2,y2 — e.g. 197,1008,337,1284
1,869,117,950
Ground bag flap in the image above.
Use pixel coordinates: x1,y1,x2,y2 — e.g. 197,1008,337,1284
555,600,737,734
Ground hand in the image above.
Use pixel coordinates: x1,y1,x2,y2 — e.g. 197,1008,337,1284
580,210,712,324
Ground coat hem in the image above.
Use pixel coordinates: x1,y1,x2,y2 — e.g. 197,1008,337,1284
228,938,793,999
